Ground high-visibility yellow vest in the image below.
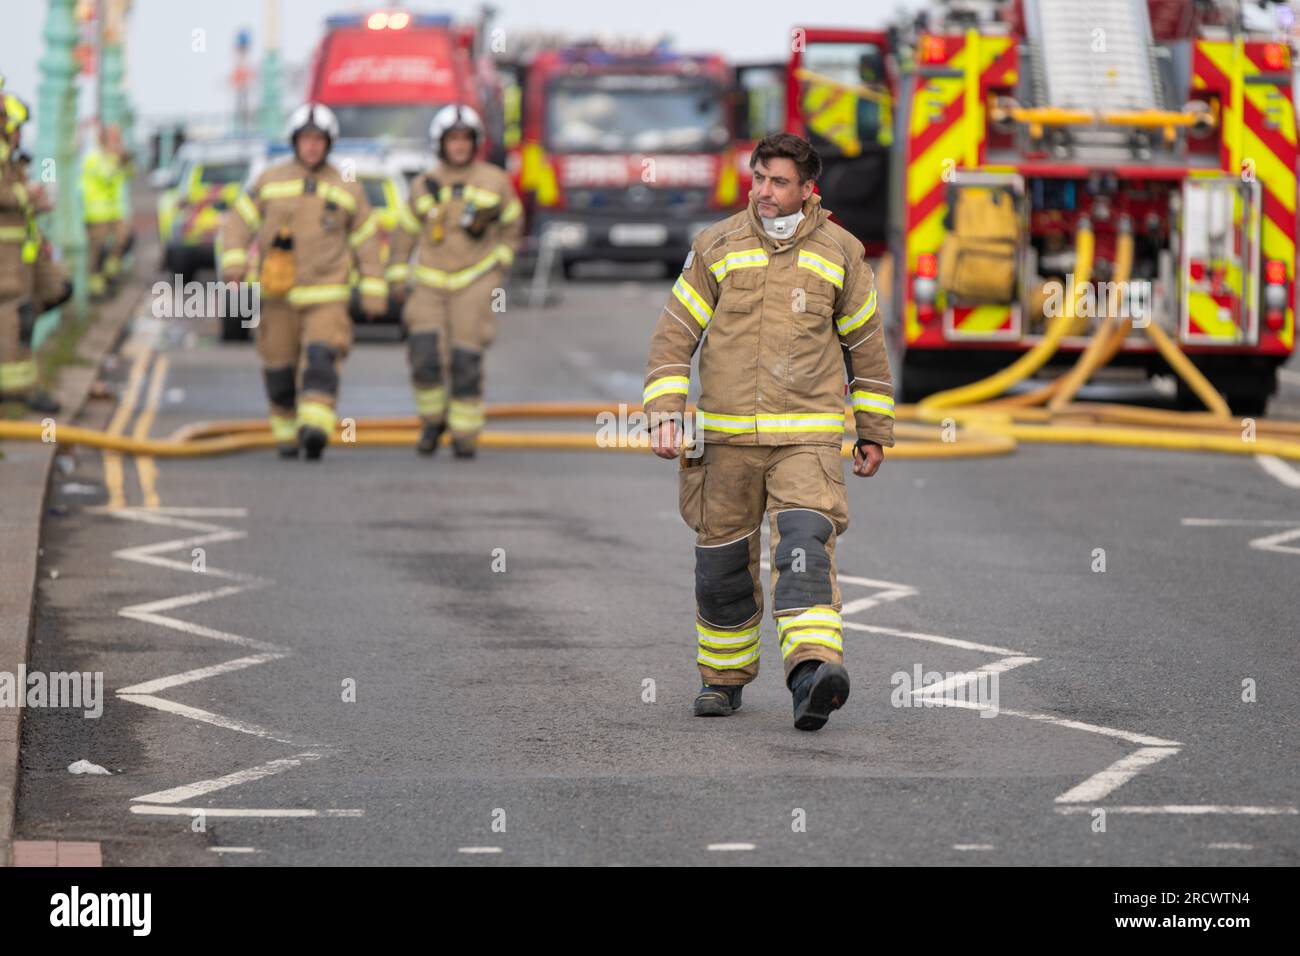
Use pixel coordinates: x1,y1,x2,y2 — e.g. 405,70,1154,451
81,148,128,223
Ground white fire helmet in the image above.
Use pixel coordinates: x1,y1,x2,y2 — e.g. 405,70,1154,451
429,104,483,158
285,102,340,148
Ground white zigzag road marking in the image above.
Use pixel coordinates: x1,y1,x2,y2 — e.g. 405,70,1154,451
832,574,1183,806
98,505,361,818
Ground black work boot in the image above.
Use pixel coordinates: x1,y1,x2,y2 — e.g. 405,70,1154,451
452,438,477,459
694,684,743,717
277,442,300,459
416,421,446,456
299,426,328,461
23,390,61,414
789,660,850,732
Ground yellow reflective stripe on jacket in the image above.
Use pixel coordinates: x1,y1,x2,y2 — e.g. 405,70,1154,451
696,410,756,433
321,182,356,214
412,250,500,291
697,410,848,433
414,193,436,216
348,212,378,248
286,284,350,306
220,248,248,270
500,198,522,224
851,389,895,418
495,243,514,267
797,250,845,289
0,225,26,242
642,375,690,404
396,203,421,235
386,263,410,282
708,248,768,281
755,412,846,432
672,276,713,328
357,276,387,299
837,289,877,335
233,192,260,229
259,179,304,200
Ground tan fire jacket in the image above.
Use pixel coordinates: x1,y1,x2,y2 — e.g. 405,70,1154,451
219,157,386,310
386,159,523,292
0,158,36,300
643,193,895,447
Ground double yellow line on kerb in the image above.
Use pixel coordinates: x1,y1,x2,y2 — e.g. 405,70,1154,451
103,347,169,509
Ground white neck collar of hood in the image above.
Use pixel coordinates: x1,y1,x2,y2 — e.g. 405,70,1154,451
761,209,804,241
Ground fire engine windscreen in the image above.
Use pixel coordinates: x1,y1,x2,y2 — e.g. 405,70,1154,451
546,76,729,153
330,104,443,140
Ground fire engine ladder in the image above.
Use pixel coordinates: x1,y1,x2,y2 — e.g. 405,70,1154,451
1021,0,1167,154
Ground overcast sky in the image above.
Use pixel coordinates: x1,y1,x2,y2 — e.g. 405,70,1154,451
5,0,915,126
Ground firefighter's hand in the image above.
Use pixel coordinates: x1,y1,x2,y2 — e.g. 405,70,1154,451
27,184,52,213
852,439,883,477
651,419,681,460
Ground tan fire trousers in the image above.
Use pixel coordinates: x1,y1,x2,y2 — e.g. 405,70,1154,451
0,296,37,397
255,298,352,443
679,442,850,687
402,271,499,444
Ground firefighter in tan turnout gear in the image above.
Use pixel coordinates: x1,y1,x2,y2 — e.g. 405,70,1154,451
0,92,68,413
644,133,894,731
220,103,386,460
387,104,523,458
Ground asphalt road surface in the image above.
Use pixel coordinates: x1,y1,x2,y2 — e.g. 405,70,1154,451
16,272,1300,865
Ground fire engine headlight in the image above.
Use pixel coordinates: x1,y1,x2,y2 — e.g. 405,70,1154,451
546,222,588,248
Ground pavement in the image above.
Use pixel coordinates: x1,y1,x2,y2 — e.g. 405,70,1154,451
0,268,148,866
4,267,1299,865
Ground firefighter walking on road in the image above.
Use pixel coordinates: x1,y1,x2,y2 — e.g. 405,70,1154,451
80,123,133,300
0,93,66,413
219,102,387,460
387,105,523,458
644,133,894,731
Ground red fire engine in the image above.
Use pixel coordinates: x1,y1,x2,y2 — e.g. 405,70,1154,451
790,0,1296,413
306,10,504,177
516,44,742,275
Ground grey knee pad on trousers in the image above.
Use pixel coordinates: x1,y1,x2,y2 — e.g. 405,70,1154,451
695,536,758,627
263,366,296,410
408,331,442,387
450,347,482,397
302,344,339,396
773,510,834,610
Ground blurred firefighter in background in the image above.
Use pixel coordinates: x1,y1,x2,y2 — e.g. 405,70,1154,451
387,104,523,459
0,92,70,412
219,102,387,460
80,123,133,300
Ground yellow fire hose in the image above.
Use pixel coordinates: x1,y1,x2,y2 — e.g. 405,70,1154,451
0,217,1295,463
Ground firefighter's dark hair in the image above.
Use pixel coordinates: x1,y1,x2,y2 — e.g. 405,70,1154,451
749,133,822,184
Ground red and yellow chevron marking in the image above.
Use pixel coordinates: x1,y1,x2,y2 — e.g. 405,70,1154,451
903,33,1015,344
951,304,1014,336
1194,39,1296,350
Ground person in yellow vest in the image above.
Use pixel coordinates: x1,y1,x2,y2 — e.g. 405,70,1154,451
0,93,63,412
219,103,387,460
80,123,133,299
